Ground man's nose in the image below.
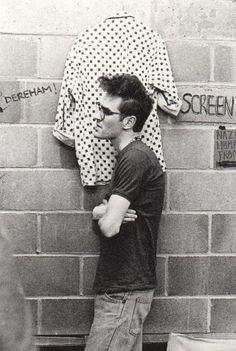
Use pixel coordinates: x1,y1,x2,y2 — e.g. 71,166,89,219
95,114,102,122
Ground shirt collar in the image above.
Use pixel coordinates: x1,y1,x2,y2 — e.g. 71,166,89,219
106,11,135,21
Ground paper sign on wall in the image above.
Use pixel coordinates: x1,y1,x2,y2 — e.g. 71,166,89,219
214,129,236,168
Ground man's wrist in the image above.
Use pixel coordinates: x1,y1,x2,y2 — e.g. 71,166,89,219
92,206,100,220
92,205,106,220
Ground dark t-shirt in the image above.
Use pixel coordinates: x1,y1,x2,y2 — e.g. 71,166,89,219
93,140,165,293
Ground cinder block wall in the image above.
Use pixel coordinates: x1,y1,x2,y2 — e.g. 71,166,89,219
0,0,235,338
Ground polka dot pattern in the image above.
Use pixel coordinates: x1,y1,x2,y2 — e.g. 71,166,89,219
54,13,181,186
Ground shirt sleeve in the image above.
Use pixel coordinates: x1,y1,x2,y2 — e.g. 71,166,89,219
111,152,145,204
53,36,82,147
148,36,182,117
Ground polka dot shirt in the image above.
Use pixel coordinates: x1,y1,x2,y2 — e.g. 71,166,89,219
53,12,181,186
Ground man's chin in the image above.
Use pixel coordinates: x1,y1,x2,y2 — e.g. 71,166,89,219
94,132,105,139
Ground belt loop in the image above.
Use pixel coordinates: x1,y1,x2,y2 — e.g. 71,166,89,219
122,291,130,304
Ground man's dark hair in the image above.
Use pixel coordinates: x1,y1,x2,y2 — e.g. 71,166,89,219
98,74,153,132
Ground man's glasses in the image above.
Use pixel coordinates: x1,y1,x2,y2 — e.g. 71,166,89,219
96,102,123,121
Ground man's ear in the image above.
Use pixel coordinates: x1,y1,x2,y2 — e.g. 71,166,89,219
122,116,136,130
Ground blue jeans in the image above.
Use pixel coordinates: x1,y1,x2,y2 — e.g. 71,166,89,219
85,289,154,351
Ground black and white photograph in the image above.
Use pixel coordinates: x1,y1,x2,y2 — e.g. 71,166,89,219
0,0,235,350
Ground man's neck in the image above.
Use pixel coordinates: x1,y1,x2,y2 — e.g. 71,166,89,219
112,132,140,153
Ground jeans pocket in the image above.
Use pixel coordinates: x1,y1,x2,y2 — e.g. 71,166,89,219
129,297,153,336
104,292,126,303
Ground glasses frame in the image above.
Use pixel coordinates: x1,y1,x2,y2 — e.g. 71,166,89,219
96,102,124,121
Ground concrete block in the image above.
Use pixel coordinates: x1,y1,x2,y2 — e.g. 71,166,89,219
211,299,236,332
169,171,236,211
82,257,99,296
209,257,236,295
22,81,61,124
155,257,166,296
168,256,236,296
152,0,236,40
166,42,211,82
40,127,78,169
16,256,80,297
39,36,76,78
0,80,61,124
41,213,99,253
177,85,236,124
162,129,212,169
157,214,208,254
83,184,110,211
168,257,209,296
214,46,235,83
0,213,37,254
144,298,208,333
0,0,151,34
0,170,83,210
41,299,94,335
0,81,22,123
0,126,37,167
0,36,38,77
212,214,236,253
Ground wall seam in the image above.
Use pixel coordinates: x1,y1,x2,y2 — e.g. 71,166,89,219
36,36,41,78
208,213,212,254
38,299,42,334
36,214,42,254
79,257,84,296
164,256,168,296
210,45,215,82
207,297,212,332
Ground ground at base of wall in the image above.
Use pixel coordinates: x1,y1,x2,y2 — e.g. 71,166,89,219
40,343,167,351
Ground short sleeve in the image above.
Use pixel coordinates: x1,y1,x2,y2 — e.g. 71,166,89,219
111,152,145,203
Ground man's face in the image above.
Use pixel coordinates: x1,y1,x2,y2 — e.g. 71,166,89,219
94,93,124,140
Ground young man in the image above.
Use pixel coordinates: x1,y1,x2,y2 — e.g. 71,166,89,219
85,74,165,351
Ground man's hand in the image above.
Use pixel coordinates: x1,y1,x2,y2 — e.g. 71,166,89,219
123,209,137,223
93,200,137,223
92,199,108,220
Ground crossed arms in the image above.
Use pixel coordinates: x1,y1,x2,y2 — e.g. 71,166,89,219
92,195,137,238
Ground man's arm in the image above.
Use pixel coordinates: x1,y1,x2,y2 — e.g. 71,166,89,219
92,199,108,220
96,194,131,238
93,198,137,223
